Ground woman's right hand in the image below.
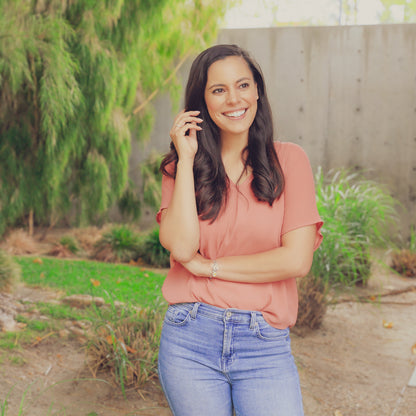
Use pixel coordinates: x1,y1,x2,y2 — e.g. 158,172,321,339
169,110,203,161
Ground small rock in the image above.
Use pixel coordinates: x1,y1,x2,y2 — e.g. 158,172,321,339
69,326,85,337
59,329,70,338
62,294,105,309
73,320,92,330
0,313,20,332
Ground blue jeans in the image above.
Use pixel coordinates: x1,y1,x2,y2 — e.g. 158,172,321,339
158,302,304,416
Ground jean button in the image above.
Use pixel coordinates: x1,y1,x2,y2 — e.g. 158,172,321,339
226,311,232,318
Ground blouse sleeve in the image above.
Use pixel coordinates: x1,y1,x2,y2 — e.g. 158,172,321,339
156,166,175,224
280,142,323,250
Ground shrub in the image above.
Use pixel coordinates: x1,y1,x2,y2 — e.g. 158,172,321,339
86,307,163,393
73,226,105,254
311,168,398,286
136,227,170,268
296,275,328,332
48,235,80,258
391,250,416,278
1,229,37,255
0,250,21,292
59,236,79,254
391,225,416,278
92,226,140,263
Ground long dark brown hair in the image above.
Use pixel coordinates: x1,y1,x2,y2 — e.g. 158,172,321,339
160,44,285,221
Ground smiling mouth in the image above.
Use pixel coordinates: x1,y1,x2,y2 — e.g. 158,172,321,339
223,109,247,118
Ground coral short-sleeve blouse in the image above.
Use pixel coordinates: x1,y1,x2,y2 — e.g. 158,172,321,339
157,141,323,329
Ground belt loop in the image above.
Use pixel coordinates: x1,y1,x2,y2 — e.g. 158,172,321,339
250,311,257,329
190,302,200,319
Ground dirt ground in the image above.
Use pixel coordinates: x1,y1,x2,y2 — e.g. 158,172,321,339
1,249,416,416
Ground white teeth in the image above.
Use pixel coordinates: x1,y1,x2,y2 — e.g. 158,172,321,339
225,109,246,117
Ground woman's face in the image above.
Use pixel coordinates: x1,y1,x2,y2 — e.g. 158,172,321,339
204,56,258,140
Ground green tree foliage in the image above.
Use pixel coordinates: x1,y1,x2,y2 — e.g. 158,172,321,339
339,0,358,24
379,0,416,22
0,0,230,236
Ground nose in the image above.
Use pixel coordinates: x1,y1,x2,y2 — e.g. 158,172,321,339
226,88,241,105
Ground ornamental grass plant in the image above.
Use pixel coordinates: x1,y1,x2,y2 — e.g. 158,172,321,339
0,250,21,292
1,230,37,256
86,305,163,394
92,225,140,263
311,168,398,287
136,227,170,268
391,225,416,278
296,274,327,332
48,235,81,258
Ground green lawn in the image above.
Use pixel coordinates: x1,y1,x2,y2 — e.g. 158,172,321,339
15,256,167,308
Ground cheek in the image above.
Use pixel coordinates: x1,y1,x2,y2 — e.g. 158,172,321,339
205,97,221,117
249,91,259,105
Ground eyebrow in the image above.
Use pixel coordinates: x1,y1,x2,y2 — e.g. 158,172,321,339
207,77,251,91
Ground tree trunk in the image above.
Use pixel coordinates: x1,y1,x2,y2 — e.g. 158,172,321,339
28,209,34,236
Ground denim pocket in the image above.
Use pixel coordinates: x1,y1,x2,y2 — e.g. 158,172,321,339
164,303,192,326
255,317,289,341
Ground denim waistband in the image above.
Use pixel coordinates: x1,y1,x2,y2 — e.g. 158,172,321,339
172,302,264,327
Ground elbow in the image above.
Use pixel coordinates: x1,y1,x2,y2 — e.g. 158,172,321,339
296,265,312,279
170,249,198,264
159,232,198,263
293,257,313,279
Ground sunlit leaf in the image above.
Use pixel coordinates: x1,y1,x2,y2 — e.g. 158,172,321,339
383,319,394,329
125,345,137,354
90,278,101,287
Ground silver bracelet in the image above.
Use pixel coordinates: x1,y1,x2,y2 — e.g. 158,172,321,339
210,260,219,279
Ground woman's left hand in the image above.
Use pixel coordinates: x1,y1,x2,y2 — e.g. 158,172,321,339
181,253,211,278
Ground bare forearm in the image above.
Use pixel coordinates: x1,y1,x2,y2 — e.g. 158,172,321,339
189,248,311,283
214,247,312,283
181,225,317,283
159,159,200,262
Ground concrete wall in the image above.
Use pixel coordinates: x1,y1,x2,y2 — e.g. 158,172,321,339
137,24,416,233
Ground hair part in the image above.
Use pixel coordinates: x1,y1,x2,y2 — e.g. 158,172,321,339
160,44,285,221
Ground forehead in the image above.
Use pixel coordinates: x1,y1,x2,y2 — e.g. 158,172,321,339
206,56,254,85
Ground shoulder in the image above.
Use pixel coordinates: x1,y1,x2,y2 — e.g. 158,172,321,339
274,141,310,166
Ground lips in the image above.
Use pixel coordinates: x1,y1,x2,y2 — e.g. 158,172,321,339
223,109,247,118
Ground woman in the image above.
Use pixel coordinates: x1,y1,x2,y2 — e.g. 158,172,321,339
157,44,323,416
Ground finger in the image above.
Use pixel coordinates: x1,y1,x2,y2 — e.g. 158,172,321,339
173,110,201,126
169,122,201,140
183,110,201,116
174,116,203,129
185,121,202,130
186,122,202,139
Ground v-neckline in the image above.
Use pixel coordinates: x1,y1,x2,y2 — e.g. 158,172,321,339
228,172,253,187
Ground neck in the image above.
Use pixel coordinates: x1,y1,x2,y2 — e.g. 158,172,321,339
220,132,251,184
220,132,249,158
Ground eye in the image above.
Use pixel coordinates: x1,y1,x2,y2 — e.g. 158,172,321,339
212,87,224,94
239,82,250,89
